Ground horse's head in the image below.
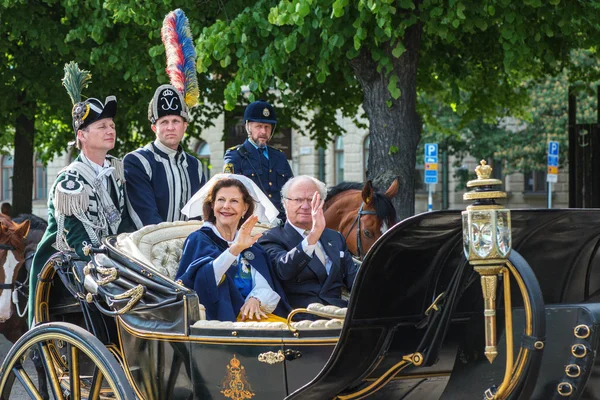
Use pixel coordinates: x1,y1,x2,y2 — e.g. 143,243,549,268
354,179,398,257
0,217,30,322
325,178,399,260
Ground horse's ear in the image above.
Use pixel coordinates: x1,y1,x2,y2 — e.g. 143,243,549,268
384,177,400,199
13,220,30,239
362,181,375,205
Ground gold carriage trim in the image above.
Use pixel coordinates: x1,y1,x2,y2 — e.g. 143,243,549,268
221,355,255,399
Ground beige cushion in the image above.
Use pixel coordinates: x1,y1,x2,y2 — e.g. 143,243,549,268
117,220,203,279
306,303,347,318
192,318,343,331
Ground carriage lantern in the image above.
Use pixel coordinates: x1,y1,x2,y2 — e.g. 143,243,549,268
462,160,511,363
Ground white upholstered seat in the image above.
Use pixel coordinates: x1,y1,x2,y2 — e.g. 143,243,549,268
192,318,343,331
117,220,203,279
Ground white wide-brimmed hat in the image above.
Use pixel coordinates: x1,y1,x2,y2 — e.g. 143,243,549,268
181,173,280,225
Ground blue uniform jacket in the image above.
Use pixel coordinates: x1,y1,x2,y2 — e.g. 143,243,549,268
176,226,291,321
124,141,205,229
223,139,293,221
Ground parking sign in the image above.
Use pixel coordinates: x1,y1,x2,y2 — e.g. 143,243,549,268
547,141,559,183
424,143,438,184
425,143,438,159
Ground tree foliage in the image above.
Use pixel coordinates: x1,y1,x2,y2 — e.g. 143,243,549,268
0,1,211,213
4,1,600,218
184,0,600,218
421,49,600,187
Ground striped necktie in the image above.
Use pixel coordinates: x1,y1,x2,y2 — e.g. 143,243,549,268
304,230,327,267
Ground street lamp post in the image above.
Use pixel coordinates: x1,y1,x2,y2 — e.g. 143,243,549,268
462,160,512,363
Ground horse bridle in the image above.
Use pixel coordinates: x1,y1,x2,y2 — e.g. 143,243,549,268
0,242,29,317
344,202,377,260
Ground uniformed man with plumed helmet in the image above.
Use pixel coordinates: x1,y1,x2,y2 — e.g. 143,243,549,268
29,62,130,325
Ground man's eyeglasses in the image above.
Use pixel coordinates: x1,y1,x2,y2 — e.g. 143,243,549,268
284,197,313,205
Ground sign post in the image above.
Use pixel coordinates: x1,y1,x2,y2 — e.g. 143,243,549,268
547,141,559,209
424,143,438,211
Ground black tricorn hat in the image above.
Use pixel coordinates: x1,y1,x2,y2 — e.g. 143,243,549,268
72,96,117,133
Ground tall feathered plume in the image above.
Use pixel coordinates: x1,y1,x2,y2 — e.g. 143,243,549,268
161,9,199,109
62,61,92,105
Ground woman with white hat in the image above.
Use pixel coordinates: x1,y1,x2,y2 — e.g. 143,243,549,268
176,174,290,322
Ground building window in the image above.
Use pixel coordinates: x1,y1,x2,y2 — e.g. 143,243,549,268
33,156,47,200
363,136,369,181
1,155,13,201
334,136,344,184
524,170,546,193
195,140,211,180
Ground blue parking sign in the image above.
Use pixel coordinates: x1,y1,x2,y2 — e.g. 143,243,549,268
548,141,559,156
425,143,438,158
424,143,438,184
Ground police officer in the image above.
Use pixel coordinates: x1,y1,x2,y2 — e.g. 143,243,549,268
224,100,293,222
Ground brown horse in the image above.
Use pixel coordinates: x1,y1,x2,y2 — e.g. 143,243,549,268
0,213,30,339
324,179,399,260
0,213,50,399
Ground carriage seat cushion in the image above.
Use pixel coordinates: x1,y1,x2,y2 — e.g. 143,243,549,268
192,303,346,331
192,318,343,331
117,220,204,279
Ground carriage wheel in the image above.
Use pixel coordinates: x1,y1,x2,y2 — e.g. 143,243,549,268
0,322,135,400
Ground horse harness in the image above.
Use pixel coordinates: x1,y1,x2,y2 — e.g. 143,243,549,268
344,202,377,260
0,242,29,317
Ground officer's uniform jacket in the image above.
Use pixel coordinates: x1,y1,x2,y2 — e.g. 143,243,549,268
29,154,129,324
124,140,206,230
223,139,292,220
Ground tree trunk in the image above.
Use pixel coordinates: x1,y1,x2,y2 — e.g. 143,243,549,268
350,23,422,221
13,97,35,216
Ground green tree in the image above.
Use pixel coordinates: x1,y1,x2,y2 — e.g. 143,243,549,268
187,0,600,219
420,49,600,188
0,1,177,214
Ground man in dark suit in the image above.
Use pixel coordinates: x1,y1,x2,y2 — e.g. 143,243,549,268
259,175,358,309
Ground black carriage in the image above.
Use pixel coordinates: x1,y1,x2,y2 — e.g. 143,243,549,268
3,205,600,399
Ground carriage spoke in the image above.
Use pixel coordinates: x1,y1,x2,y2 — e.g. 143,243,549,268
12,362,44,400
67,344,81,400
88,367,104,400
0,367,16,400
38,341,64,400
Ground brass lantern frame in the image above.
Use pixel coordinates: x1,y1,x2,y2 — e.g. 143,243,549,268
462,160,532,400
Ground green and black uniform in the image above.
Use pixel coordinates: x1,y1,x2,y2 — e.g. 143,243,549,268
29,154,130,325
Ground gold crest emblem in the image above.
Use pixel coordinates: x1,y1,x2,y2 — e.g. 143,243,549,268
221,355,255,399
224,163,235,173
262,107,270,117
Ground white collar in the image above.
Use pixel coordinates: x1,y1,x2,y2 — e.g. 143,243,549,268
80,153,110,176
154,139,180,157
204,221,239,245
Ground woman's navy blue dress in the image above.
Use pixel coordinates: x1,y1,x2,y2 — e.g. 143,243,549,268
176,226,290,321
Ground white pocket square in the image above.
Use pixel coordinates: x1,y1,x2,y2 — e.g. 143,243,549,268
339,251,345,258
